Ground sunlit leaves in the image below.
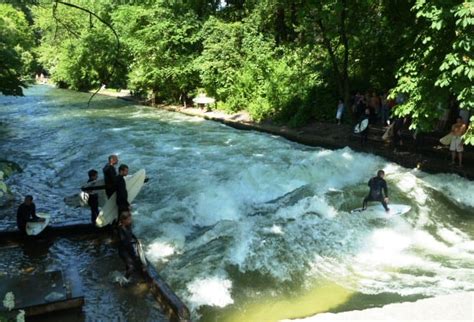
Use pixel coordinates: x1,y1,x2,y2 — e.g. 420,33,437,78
0,4,35,95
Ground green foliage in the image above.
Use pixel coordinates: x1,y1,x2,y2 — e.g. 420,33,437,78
0,4,35,96
33,1,126,91
113,3,202,102
198,16,321,122
2,0,467,138
391,1,473,142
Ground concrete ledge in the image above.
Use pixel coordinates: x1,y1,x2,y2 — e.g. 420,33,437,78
285,292,474,321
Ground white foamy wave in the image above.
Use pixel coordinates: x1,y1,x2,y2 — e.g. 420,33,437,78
421,173,474,208
187,276,234,309
145,241,176,263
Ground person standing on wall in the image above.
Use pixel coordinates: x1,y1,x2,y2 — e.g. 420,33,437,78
103,154,118,198
84,169,100,224
115,164,130,221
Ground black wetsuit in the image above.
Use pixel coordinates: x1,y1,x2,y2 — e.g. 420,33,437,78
103,164,117,198
118,225,141,278
115,175,129,218
363,176,389,211
85,178,99,224
16,203,38,233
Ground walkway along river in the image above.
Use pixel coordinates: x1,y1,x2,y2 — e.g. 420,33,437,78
1,85,474,321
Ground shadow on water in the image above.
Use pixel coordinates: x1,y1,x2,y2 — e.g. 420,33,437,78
329,291,426,315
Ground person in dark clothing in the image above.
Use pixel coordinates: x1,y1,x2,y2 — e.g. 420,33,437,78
103,154,118,198
362,170,389,211
118,211,143,279
115,164,130,220
84,169,99,224
16,195,40,233
392,117,405,151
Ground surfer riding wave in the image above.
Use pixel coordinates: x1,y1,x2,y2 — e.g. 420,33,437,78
362,170,389,212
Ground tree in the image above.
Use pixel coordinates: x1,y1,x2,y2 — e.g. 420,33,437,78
391,0,473,143
113,2,202,104
33,1,126,93
0,4,35,96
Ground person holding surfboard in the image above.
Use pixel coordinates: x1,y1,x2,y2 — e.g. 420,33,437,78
362,170,389,212
85,169,100,224
115,164,130,221
16,195,42,234
103,154,118,198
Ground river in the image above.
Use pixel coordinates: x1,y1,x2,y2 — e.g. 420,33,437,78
1,85,473,321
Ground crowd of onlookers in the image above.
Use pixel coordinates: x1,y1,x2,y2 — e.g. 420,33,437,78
335,91,471,167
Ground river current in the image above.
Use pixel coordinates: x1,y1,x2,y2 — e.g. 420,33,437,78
1,86,473,321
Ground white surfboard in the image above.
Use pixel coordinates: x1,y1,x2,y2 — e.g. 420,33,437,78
95,169,146,227
26,212,50,236
136,239,147,267
354,118,369,134
351,203,411,216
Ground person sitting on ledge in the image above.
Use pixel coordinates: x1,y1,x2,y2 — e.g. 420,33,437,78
16,195,41,234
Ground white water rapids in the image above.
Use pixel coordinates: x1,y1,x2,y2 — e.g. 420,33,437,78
1,86,473,321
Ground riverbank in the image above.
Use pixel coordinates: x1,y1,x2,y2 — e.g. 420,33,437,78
99,88,473,180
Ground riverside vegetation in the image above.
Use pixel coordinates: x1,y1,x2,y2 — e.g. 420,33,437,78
1,0,473,142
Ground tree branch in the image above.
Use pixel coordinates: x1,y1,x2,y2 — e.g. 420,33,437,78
54,0,121,106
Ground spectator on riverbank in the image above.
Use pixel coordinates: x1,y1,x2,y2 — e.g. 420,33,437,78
392,117,406,152
16,195,40,234
103,155,119,198
356,95,367,119
380,92,390,126
336,99,345,125
450,117,467,167
369,92,381,123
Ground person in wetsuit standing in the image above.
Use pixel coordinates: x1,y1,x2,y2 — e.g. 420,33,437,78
103,154,118,198
118,210,143,279
115,164,130,221
85,169,99,224
362,170,389,212
16,195,40,234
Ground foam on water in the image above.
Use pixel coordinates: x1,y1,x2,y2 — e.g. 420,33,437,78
187,276,234,310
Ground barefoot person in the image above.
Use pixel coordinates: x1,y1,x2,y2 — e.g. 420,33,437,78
362,170,389,212
450,117,467,167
